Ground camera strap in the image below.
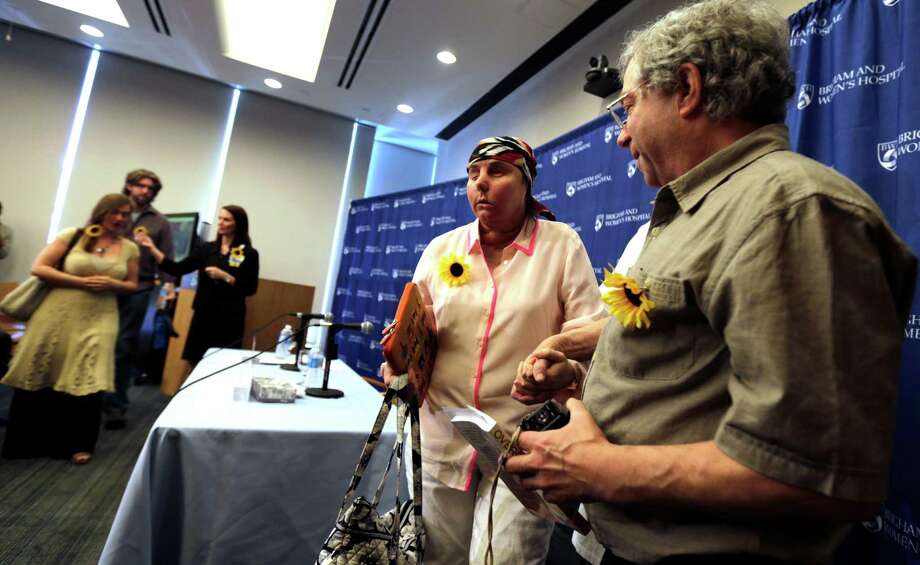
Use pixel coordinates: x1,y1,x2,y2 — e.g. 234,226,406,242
484,424,523,565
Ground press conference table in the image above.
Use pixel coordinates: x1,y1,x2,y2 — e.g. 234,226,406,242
99,349,398,565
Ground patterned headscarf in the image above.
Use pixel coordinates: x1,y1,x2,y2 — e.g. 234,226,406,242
468,136,537,188
467,136,555,220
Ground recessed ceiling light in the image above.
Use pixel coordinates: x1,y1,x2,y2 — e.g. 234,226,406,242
39,0,129,27
396,104,414,114
436,51,457,65
217,0,336,83
264,78,283,89
80,24,104,38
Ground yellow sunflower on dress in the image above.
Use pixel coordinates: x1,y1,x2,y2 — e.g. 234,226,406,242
438,253,471,287
228,244,246,267
602,266,655,329
85,224,103,237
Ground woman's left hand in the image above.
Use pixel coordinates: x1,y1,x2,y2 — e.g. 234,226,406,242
205,266,234,284
205,266,226,279
133,232,154,249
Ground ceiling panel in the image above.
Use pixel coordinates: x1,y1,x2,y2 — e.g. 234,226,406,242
0,0,596,139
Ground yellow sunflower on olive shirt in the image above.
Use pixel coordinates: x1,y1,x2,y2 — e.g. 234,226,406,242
602,267,655,329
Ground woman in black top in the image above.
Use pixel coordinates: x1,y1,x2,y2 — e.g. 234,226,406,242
136,205,259,365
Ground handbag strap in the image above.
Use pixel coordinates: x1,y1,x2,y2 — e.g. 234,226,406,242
407,393,423,531
335,386,398,518
334,375,424,546
371,397,406,507
385,373,424,533
56,228,84,270
386,397,408,556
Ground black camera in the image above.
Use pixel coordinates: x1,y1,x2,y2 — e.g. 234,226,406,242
520,400,570,432
584,54,622,98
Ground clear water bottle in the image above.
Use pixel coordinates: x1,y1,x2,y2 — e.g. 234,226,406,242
296,346,311,382
275,324,294,359
305,349,325,388
155,283,169,311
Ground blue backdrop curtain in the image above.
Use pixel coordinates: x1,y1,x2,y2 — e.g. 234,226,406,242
787,0,919,562
332,0,919,561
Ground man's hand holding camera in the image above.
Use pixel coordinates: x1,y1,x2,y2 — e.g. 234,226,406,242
505,398,612,505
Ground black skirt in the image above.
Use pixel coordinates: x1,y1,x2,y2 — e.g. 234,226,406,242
182,306,246,364
2,387,103,459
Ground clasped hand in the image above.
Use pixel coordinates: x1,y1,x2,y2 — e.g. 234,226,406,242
511,348,577,405
83,275,117,292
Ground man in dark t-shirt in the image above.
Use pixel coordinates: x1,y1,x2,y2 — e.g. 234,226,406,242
103,169,175,429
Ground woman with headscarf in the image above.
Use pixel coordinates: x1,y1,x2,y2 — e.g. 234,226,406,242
385,136,605,564
2,193,139,464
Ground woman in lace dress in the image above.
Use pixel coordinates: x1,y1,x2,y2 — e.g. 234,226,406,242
2,194,139,464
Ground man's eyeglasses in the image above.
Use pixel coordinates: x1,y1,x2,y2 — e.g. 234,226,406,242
605,83,645,129
132,182,156,190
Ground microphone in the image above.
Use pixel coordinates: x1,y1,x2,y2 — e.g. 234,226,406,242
279,312,333,372
289,312,333,322
304,320,374,399
320,320,374,334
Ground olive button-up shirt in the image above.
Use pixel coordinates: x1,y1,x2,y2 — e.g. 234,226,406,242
583,124,917,563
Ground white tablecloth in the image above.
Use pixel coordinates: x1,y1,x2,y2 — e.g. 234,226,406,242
100,350,400,565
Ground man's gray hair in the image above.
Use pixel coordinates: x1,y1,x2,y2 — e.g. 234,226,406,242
619,0,795,125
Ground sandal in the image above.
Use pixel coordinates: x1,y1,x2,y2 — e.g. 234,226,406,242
71,452,92,465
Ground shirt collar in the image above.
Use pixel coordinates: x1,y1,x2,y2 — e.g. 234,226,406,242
466,216,540,256
134,205,158,218
664,123,791,213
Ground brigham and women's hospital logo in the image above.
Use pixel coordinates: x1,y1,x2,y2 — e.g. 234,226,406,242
789,12,844,46
877,129,920,171
604,125,622,144
796,84,814,110
795,62,906,110
879,140,898,171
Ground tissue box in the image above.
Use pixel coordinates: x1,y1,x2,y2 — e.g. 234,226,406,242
251,376,298,403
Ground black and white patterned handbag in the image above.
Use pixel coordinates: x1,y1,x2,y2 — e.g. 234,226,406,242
317,380,425,565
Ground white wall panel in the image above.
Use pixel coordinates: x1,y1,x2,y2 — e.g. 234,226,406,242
218,92,355,307
0,29,88,282
63,53,231,230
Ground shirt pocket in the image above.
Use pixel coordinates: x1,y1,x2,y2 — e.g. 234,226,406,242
608,272,696,381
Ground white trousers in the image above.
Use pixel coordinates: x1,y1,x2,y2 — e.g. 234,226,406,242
419,468,554,565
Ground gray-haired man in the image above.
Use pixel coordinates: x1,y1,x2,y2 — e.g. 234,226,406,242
506,1,917,563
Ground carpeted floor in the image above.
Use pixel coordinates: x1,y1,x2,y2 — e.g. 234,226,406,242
0,383,167,565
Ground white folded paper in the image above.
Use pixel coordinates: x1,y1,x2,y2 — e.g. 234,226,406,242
447,406,591,534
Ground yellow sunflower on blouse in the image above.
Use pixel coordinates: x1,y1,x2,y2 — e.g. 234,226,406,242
85,224,103,238
438,253,471,287
230,245,246,259
602,267,655,329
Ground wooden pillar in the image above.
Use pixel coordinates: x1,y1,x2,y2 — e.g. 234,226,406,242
161,289,195,396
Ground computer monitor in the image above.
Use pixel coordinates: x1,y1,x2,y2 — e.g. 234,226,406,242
164,212,199,262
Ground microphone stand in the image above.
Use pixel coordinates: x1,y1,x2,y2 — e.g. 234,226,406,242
305,326,344,399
